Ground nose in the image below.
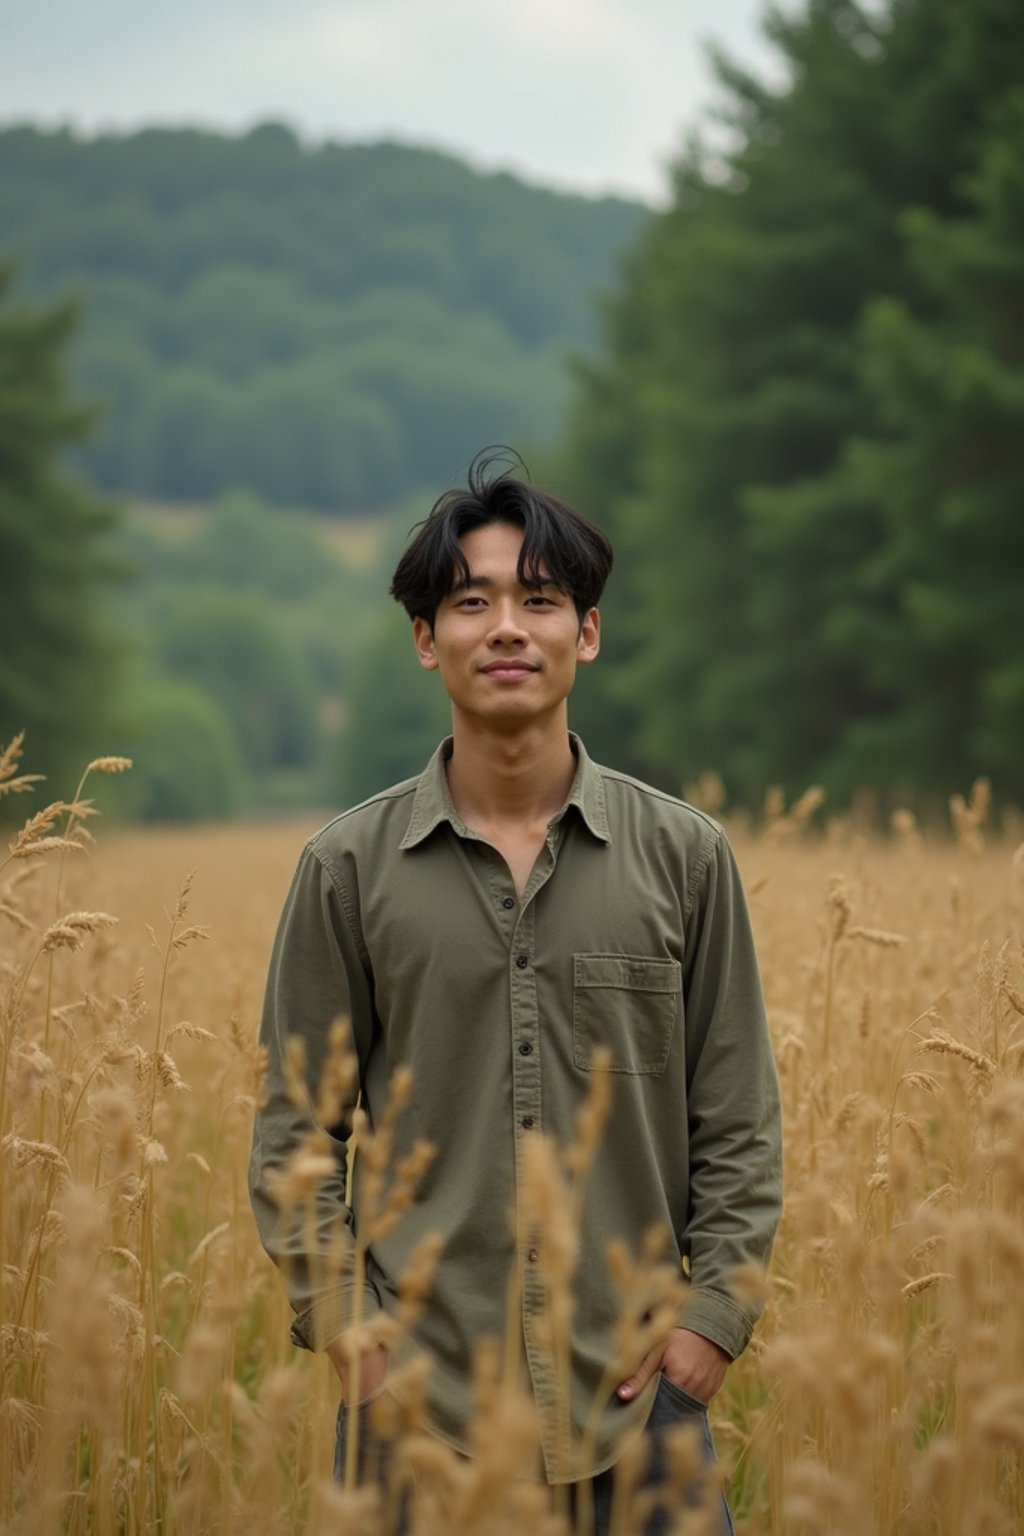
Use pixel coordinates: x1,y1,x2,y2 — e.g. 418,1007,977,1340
487,598,528,646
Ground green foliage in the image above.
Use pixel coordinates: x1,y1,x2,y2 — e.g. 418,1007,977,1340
0,125,646,512
116,673,244,822
0,267,121,790
829,89,1024,800
141,490,354,603
332,508,454,803
105,491,382,819
556,0,1024,808
336,605,452,806
156,589,319,775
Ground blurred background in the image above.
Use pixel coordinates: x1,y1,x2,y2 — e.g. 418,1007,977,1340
1,0,1022,824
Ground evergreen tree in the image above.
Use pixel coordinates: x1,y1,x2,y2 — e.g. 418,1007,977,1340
832,90,1024,802
739,0,1024,804
558,0,1024,806
0,269,119,790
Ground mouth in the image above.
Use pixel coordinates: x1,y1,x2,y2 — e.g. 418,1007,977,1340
479,661,538,678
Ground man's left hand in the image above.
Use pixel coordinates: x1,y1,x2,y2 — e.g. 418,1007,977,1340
616,1327,731,1405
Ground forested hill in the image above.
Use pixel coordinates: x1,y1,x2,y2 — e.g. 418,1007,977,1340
0,123,647,510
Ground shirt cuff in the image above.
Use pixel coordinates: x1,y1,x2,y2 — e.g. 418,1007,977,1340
288,1280,384,1352
676,1287,752,1360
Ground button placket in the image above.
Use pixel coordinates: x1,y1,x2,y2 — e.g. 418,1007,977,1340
510,904,538,1104
508,897,559,1454
478,844,518,926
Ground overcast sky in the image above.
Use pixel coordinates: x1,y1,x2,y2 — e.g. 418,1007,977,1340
0,0,785,204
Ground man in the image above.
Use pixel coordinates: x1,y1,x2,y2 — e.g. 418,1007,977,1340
250,453,782,1534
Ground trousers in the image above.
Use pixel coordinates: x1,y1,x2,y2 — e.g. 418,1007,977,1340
334,1373,735,1535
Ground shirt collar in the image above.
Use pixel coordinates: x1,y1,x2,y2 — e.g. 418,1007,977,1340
399,733,610,850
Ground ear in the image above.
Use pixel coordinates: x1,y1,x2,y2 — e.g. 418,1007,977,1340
576,607,601,666
412,616,439,671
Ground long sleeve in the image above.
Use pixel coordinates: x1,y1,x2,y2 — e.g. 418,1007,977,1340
677,827,783,1358
248,842,382,1350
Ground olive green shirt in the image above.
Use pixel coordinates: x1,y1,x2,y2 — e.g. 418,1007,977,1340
249,736,782,1480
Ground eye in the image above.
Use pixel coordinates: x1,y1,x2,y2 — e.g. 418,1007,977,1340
525,595,556,607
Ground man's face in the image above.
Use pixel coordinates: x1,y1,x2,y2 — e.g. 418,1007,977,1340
412,522,600,729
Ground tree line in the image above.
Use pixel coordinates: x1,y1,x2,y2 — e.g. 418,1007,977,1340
0,124,644,511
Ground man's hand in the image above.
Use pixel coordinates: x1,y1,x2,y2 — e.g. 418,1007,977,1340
325,1336,390,1405
616,1327,730,1405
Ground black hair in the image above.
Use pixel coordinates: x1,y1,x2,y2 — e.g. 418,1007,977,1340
389,448,613,628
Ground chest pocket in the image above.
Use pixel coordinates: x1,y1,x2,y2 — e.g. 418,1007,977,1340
573,954,682,1075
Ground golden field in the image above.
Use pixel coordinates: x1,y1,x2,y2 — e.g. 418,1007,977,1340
2,745,1023,1535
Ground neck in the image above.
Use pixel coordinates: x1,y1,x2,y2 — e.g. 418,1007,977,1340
445,714,577,828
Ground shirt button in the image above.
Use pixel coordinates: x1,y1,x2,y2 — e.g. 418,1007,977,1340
515,953,529,969
521,1115,535,1128
501,896,515,910
518,1041,533,1056
527,1248,539,1264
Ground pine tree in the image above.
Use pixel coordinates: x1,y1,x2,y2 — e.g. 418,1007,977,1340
832,91,1024,802
557,0,1024,806
0,269,120,789
740,0,1024,804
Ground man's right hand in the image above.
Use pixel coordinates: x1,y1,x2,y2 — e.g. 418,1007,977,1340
325,1336,390,1405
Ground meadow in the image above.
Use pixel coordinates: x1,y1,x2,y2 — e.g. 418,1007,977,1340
2,740,1022,1535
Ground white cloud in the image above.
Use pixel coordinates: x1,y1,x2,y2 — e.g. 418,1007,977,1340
498,0,637,55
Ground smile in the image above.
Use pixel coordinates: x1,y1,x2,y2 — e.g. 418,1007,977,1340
480,663,537,679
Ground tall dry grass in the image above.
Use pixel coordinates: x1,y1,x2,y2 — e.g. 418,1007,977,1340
2,736,1023,1534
